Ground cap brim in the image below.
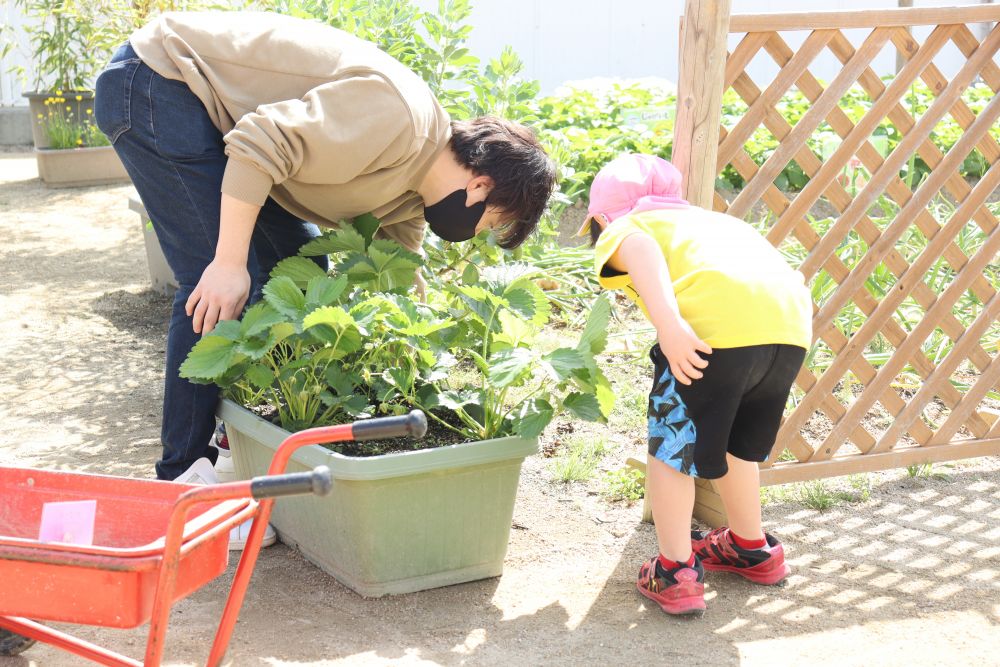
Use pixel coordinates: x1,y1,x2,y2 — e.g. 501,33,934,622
574,215,594,238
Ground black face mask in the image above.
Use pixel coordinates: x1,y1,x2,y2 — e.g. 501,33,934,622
424,189,486,242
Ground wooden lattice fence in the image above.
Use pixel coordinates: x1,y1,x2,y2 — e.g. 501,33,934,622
668,3,1000,523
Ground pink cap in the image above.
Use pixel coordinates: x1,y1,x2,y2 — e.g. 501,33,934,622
576,153,689,236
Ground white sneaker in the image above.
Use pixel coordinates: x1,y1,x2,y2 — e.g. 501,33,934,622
228,520,277,551
174,457,276,551
214,451,236,483
175,457,220,486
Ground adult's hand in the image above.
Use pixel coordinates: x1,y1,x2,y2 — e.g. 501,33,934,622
657,315,712,386
185,259,251,334
186,189,262,334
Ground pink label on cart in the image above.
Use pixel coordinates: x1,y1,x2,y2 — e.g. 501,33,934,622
39,499,97,545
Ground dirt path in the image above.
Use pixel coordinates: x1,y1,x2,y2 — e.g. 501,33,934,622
1,151,998,666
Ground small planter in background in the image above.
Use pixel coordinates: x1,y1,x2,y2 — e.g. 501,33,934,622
128,194,178,297
35,145,129,188
23,91,93,150
218,399,538,598
26,91,130,188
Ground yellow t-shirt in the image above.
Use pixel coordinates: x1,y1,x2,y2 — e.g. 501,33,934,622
594,208,813,350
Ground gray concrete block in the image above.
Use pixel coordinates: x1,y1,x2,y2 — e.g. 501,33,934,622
0,107,32,146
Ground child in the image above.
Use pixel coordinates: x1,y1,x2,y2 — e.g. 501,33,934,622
579,154,813,615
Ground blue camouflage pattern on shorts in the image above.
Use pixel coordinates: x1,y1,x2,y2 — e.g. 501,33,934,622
648,366,699,477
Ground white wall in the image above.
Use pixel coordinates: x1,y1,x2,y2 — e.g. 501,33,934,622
2,0,996,105
413,0,998,94
1,1,31,105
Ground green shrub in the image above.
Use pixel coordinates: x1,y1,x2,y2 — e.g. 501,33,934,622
180,218,615,442
603,467,645,502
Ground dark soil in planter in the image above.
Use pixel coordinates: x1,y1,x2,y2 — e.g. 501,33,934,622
243,403,469,456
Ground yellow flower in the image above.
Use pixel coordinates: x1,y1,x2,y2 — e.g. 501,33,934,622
37,113,43,119
77,138,84,145
75,95,82,101
65,106,71,111
86,109,93,115
55,89,62,95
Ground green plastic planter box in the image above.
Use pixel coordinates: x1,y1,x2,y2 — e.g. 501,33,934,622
128,194,179,297
218,399,538,597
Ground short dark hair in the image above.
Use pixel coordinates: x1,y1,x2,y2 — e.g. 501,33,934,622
589,218,602,247
449,116,557,249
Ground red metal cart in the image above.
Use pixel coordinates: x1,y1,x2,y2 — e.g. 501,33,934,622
0,410,427,666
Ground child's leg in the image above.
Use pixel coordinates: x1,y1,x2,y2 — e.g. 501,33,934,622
647,455,695,561
712,453,763,541
721,344,807,541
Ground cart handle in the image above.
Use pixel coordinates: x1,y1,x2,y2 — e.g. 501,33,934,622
352,410,427,441
250,466,332,500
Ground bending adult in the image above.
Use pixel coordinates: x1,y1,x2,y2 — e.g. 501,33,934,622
95,11,556,482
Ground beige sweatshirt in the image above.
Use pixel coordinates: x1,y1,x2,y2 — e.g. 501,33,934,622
130,11,452,253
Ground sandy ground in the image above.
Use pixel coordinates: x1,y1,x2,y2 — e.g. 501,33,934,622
1,150,998,666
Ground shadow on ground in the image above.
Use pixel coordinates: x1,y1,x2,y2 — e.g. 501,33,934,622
2,151,997,666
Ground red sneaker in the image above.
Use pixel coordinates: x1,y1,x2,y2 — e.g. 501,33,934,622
691,527,790,586
636,556,706,616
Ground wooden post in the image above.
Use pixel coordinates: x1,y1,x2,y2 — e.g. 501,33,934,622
627,459,729,529
650,0,732,527
673,0,732,208
896,0,915,72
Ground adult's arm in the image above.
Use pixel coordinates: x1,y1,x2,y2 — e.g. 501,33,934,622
186,193,259,334
221,75,416,206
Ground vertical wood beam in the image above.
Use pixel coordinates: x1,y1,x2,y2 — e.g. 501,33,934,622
673,0,733,526
673,0,732,207
896,0,915,72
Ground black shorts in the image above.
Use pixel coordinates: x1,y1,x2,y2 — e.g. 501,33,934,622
647,343,806,479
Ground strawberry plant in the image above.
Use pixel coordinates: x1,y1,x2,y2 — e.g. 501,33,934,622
181,219,614,442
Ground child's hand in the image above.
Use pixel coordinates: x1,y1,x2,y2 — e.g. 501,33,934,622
658,316,712,385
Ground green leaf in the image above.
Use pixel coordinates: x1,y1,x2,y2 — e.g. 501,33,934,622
263,276,307,319
210,319,243,341
179,335,239,381
236,331,279,360
325,366,359,396
245,363,275,390
461,262,479,285
240,302,285,337
297,227,366,255
339,255,379,286
395,320,454,337
488,348,534,388
562,392,604,422
302,306,362,354
505,284,551,327
514,398,553,439
367,239,422,290
342,394,371,417
544,348,588,382
305,274,348,309
353,213,381,247
451,284,504,328
270,256,328,288
384,365,415,392
416,383,442,410
270,322,297,344
492,309,536,349
577,294,611,356
595,374,616,418
439,389,479,410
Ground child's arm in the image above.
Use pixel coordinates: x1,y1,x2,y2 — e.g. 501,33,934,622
608,232,712,385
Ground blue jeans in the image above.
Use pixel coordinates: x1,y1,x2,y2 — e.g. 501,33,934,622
95,43,327,480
